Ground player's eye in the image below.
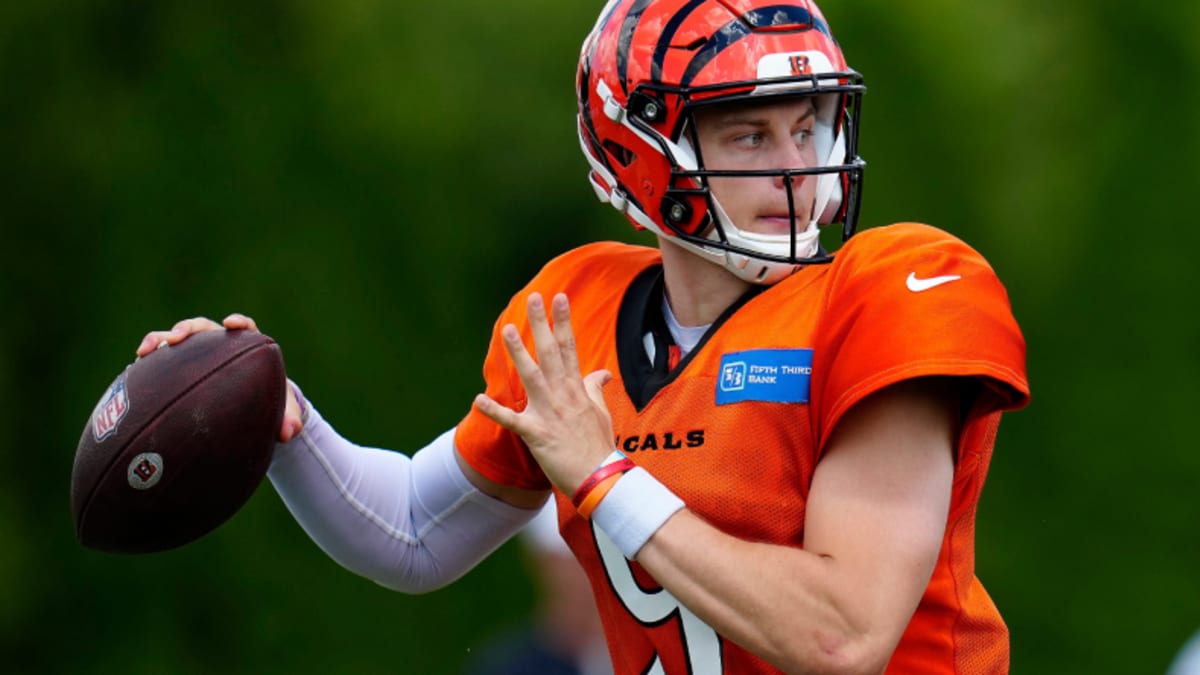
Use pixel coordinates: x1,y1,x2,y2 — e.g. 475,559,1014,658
732,131,764,148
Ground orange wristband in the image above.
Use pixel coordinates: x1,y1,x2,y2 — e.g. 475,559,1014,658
577,472,623,520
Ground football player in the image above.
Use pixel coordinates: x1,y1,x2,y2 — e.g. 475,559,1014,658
139,0,1029,672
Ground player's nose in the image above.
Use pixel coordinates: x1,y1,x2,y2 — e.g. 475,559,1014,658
773,166,811,193
771,144,813,191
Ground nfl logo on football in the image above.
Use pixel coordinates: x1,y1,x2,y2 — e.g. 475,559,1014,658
92,374,130,442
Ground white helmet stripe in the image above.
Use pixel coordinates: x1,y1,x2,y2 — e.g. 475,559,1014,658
595,79,698,171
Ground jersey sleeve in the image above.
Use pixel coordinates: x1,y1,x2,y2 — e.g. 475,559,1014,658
811,223,1030,454
454,293,552,491
455,242,660,491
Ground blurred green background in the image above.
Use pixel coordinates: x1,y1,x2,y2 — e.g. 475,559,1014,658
4,0,1197,672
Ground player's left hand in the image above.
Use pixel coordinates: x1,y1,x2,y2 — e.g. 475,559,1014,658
473,292,615,495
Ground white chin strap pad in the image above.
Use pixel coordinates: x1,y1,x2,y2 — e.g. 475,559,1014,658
815,127,847,224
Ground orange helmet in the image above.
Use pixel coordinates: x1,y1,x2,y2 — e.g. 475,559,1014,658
577,0,865,283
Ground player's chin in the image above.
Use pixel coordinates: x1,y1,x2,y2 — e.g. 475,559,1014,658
746,216,802,236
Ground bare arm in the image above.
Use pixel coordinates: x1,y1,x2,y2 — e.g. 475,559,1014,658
634,377,957,674
475,292,958,674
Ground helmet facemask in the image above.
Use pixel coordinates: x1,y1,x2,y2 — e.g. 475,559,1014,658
576,0,865,284
653,74,864,284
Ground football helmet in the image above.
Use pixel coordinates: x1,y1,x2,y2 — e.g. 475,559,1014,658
577,0,865,284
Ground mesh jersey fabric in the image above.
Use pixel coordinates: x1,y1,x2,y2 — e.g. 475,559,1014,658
456,222,1029,674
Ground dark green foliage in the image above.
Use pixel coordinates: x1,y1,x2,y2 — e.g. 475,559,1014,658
3,0,1197,672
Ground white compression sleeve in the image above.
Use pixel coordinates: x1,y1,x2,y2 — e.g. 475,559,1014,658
266,398,538,594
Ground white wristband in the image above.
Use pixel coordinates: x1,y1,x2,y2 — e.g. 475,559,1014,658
591,467,684,560
597,449,628,468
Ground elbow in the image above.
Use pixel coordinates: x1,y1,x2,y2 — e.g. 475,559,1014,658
327,546,461,596
802,648,890,675
360,556,465,596
375,576,449,595
771,628,895,675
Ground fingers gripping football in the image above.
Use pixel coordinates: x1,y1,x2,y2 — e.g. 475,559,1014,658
135,314,259,358
134,313,302,442
474,293,615,494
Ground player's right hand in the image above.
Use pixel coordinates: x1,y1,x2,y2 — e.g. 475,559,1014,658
135,314,304,443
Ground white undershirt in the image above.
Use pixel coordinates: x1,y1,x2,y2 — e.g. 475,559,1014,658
662,292,710,356
643,292,712,363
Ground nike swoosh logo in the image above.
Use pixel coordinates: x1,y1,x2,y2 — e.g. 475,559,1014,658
906,272,962,292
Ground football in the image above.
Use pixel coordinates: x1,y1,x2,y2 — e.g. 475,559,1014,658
71,329,287,554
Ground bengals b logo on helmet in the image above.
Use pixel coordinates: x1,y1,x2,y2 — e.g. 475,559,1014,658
789,54,812,76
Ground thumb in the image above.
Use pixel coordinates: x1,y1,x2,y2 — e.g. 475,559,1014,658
582,369,613,407
279,385,304,443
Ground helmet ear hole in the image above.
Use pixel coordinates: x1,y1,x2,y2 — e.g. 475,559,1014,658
629,92,667,124
603,140,636,168
661,196,693,227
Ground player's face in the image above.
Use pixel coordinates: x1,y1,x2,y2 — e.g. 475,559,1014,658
692,96,819,235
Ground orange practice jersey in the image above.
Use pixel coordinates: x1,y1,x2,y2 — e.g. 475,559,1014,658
456,223,1029,674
